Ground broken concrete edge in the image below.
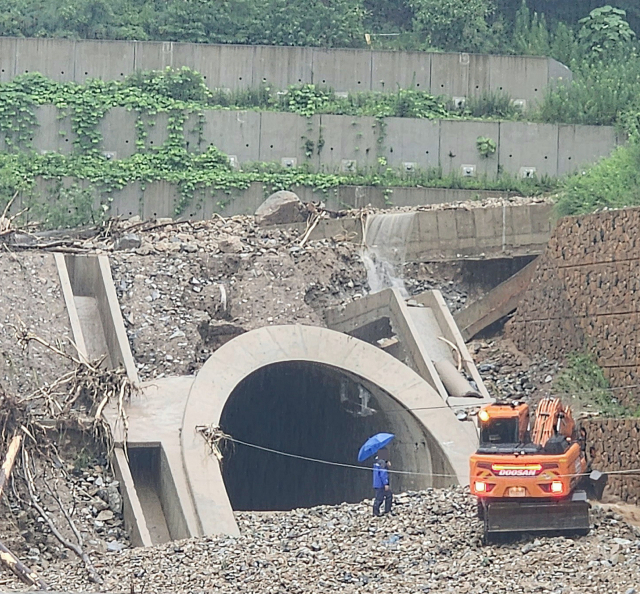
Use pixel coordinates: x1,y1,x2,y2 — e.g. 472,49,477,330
97,255,140,386
53,253,89,363
454,256,539,341
324,287,393,334
325,288,449,399
416,290,491,401
388,289,449,401
112,447,153,547
181,324,477,537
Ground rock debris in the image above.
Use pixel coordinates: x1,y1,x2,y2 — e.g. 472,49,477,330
4,488,640,593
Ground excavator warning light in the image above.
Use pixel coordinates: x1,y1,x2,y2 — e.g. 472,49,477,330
475,481,487,492
551,481,564,494
478,409,490,422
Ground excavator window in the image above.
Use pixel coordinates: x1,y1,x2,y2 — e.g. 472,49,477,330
480,418,519,445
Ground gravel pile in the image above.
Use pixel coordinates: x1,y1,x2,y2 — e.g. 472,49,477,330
470,337,562,402
4,488,639,593
0,252,73,394
359,196,552,215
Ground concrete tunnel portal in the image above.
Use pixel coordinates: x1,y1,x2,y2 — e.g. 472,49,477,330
219,361,433,511
180,325,477,537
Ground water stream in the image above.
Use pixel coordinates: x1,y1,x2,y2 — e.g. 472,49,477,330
361,212,416,296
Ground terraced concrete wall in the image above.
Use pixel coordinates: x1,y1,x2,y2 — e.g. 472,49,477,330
17,180,554,258
507,208,640,409
19,106,623,178
0,37,570,100
582,418,640,504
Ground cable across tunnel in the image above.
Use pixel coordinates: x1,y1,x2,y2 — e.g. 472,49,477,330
219,361,434,511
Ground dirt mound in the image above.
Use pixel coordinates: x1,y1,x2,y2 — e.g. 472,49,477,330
110,219,368,380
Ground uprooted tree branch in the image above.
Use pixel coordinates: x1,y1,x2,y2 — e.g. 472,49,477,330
0,324,137,586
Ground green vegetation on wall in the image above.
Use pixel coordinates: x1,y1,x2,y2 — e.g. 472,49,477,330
556,143,640,216
553,352,630,416
1,2,640,221
0,69,560,228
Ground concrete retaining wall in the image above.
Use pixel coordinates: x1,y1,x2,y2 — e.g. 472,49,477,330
20,107,623,179
403,202,553,260
18,177,552,232
582,418,640,505
0,37,571,100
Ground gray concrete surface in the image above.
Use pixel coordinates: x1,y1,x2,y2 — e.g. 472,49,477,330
400,202,554,261
17,106,622,179
107,376,201,542
326,288,492,417
73,296,111,365
64,255,139,384
0,37,569,100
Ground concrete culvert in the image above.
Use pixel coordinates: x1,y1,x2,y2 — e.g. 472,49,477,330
219,361,433,511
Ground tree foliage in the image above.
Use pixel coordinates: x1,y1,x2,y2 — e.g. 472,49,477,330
409,0,496,52
578,5,636,62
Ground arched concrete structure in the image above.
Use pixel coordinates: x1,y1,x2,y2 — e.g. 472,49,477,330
182,324,477,537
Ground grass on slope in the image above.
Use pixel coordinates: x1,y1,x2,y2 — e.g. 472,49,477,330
556,142,640,216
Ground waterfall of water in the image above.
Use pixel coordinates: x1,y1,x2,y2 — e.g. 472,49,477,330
361,212,416,296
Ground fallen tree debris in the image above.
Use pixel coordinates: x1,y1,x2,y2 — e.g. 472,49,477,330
0,326,137,585
0,433,49,591
23,449,103,585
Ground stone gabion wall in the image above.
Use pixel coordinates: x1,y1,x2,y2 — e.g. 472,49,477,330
507,207,640,409
582,418,640,504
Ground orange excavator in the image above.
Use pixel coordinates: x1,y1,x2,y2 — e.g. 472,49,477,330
470,397,607,540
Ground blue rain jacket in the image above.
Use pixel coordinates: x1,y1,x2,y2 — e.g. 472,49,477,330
373,458,389,489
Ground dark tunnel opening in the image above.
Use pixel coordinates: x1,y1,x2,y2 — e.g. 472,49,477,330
219,361,434,511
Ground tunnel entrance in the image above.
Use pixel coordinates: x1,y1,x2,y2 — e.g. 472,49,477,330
219,361,434,511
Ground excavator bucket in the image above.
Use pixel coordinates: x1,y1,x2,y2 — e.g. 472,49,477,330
483,492,590,537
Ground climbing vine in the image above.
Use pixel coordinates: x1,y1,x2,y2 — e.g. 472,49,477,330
0,68,557,227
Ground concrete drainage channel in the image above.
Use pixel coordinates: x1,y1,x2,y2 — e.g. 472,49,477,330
52,212,507,547
55,254,155,547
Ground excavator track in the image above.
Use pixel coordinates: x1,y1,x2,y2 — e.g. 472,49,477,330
483,492,590,538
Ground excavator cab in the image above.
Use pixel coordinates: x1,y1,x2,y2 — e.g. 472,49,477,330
476,402,531,453
480,416,518,445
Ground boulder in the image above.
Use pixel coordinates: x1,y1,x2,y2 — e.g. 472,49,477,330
219,235,243,253
255,191,305,226
114,233,142,250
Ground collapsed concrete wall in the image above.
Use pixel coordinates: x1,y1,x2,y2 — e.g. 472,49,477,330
507,207,640,409
583,418,640,505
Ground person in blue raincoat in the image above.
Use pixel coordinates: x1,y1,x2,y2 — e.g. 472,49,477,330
372,447,392,516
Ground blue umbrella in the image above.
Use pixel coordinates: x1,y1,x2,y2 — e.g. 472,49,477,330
358,433,395,462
